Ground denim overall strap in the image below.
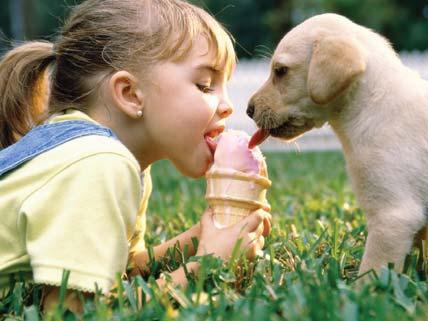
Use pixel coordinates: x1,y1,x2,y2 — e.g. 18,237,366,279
0,120,118,177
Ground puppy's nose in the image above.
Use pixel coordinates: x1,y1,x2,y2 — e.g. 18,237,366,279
246,103,255,118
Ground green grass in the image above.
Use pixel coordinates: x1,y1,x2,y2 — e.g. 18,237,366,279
2,151,428,320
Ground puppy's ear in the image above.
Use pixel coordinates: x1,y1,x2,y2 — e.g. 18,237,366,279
308,36,366,105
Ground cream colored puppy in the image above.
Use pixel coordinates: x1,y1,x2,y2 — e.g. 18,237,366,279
247,13,428,275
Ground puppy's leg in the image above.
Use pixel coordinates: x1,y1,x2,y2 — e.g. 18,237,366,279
359,201,426,275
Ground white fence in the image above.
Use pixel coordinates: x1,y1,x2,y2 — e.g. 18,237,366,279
227,51,428,151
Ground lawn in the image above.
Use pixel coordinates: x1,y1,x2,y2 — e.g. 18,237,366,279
2,151,428,320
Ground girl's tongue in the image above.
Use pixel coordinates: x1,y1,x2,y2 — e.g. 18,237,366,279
205,135,217,155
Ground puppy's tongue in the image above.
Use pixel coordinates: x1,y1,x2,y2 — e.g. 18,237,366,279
248,129,270,149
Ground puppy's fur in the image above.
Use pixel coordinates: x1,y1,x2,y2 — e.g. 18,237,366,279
248,13,428,274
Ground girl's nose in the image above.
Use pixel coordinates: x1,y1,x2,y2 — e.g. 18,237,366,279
217,101,233,118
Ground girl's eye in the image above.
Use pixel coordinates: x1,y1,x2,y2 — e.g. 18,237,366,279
196,84,214,94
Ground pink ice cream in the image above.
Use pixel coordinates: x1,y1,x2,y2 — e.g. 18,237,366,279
210,130,265,175
205,130,271,228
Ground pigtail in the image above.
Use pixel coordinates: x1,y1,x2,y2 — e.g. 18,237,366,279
0,41,55,148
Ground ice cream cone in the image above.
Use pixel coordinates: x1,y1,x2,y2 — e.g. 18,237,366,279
205,168,271,228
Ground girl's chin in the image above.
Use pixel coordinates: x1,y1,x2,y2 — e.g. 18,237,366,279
173,156,210,178
171,144,213,178
190,157,212,178
177,164,206,178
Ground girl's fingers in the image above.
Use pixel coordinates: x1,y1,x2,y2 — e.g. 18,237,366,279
200,208,214,226
246,234,265,259
237,210,266,233
258,235,265,249
262,213,272,237
255,220,264,237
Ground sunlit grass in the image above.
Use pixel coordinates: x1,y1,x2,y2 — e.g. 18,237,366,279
2,151,427,320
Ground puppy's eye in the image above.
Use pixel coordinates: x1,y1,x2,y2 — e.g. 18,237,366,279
274,66,288,78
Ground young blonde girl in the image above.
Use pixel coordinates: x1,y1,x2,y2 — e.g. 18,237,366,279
0,0,270,314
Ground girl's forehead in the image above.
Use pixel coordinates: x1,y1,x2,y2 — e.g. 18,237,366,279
188,36,214,60
182,35,235,77
172,37,222,67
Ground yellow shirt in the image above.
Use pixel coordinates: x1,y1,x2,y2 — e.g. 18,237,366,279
0,110,151,295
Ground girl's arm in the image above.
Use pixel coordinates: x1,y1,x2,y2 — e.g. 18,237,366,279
134,209,271,289
155,261,200,289
42,286,91,315
130,223,200,275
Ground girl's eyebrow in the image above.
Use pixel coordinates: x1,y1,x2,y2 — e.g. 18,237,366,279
195,64,222,74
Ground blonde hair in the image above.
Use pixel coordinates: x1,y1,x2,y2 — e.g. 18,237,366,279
0,0,236,148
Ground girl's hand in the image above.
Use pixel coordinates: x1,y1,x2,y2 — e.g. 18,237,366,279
196,208,272,260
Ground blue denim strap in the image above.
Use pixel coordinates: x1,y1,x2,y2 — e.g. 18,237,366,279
0,120,118,177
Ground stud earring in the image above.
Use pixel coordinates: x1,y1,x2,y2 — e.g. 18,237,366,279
136,110,143,118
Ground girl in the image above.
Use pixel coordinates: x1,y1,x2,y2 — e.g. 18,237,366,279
0,0,270,314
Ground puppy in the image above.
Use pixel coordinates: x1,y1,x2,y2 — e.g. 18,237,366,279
247,13,428,275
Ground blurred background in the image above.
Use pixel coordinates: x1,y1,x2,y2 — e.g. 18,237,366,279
1,0,428,150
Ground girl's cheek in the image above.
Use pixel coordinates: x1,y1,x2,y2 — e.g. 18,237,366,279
204,94,219,111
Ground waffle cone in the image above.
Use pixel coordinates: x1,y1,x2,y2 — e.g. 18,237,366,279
205,168,271,228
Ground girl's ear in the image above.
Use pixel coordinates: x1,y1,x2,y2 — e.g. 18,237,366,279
109,71,145,118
